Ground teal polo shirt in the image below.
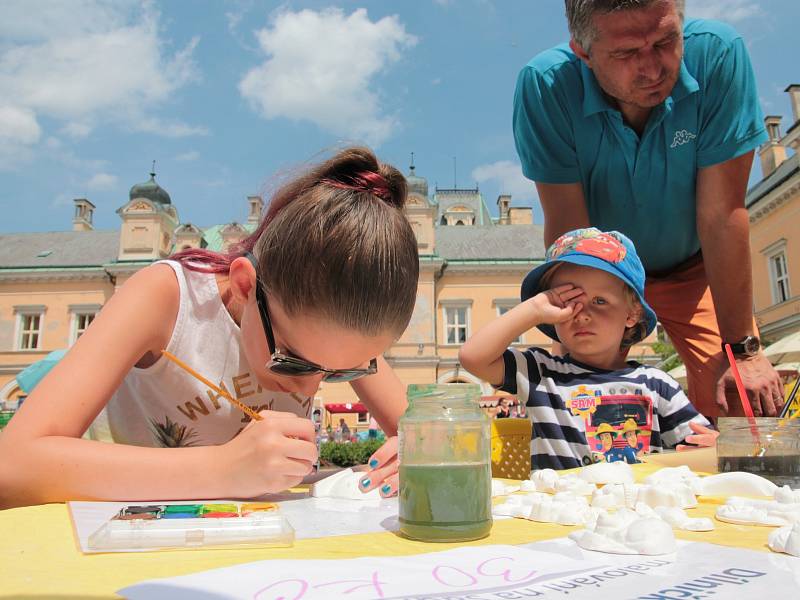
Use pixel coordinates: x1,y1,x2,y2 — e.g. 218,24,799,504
513,19,767,272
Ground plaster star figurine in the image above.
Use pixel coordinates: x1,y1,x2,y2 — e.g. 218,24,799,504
569,510,677,556
652,506,715,532
555,474,597,496
768,522,800,558
715,504,800,527
695,472,778,497
643,465,700,486
578,460,634,485
311,468,381,500
637,483,698,510
524,468,560,493
715,497,800,527
590,483,640,510
774,485,800,504
491,479,521,497
493,490,598,526
521,470,597,496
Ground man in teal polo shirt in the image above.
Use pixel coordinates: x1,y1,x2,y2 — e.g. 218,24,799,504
513,0,783,418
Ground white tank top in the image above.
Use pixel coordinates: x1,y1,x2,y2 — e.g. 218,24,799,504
106,260,311,447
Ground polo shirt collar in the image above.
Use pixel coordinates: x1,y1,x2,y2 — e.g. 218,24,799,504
581,58,700,118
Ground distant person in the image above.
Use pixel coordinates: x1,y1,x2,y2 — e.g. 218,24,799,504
338,418,351,441
495,399,511,419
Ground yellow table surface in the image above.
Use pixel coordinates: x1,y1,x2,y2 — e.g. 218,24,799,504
0,455,777,599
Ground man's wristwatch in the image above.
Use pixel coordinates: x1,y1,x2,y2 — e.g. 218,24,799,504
723,335,761,357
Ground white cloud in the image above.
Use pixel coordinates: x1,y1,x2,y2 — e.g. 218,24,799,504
87,172,118,190
0,0,204,165
135,117,209,138
239,8,417,146
175,150,200,161
472,160,538,203
61,122,93,139
0,104,41,170
51,192,73,208
0,104,41,145
686,0,762,23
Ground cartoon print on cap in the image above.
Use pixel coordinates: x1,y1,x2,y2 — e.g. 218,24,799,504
547,229,627,264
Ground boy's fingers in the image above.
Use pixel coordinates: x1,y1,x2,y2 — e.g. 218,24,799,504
688,421,711,435
559,287,584,302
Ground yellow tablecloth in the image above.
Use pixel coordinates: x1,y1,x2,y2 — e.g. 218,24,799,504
0,457,776,599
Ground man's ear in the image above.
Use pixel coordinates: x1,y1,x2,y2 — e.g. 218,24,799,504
569,39,592,68
228,256,257,303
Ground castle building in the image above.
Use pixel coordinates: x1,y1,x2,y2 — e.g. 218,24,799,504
0,161,658,431
748,84,800,343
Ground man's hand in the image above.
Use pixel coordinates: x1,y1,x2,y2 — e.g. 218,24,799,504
714,352,784,416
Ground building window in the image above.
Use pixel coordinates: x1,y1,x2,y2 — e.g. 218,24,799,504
14,307,45,351
69,304,102,345
770,251,790,304
358,411,369,425
74,313,95,342
444,306,469,344
497,305,523,344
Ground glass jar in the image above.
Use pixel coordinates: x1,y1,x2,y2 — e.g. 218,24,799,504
398,384,492,542
716,417,800,487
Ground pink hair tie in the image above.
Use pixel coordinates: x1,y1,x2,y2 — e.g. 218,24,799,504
323,171,391,201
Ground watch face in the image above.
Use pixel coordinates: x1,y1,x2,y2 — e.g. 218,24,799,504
744,336,760,354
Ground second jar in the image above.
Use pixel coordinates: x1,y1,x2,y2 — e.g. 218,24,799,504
398,384,492,542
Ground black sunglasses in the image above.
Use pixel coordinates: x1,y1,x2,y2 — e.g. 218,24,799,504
245,254,378,383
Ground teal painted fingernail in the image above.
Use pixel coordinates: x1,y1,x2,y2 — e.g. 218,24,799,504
369,459,378,468
381,484,391,494
361,478,371,487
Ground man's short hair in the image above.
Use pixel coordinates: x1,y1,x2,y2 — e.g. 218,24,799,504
565,0,685,51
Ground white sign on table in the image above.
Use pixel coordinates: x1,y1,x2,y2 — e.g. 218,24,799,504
119,540,800,599
120,544,604,599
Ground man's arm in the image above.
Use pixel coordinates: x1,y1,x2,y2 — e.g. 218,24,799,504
535,182,590,246
696,151,784,416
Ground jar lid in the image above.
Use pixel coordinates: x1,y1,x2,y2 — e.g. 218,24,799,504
407,383,481,403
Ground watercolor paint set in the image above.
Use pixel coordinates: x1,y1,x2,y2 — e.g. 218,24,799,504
87,502,294,552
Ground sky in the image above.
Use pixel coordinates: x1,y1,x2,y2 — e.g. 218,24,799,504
1,0,798,233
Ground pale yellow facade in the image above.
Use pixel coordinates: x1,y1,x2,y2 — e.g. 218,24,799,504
749,85,800,343
0,167,658,435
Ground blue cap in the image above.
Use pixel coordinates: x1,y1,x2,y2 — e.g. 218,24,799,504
521,228,657,343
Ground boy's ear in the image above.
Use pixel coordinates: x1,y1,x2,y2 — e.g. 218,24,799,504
228,256,257,303
625,304,643,329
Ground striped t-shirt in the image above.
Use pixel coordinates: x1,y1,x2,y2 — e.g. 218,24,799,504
499,347,709,471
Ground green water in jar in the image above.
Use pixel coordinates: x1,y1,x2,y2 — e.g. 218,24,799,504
399,462,492,542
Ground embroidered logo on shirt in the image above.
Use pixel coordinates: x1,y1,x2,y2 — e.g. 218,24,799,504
670,129,697,148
